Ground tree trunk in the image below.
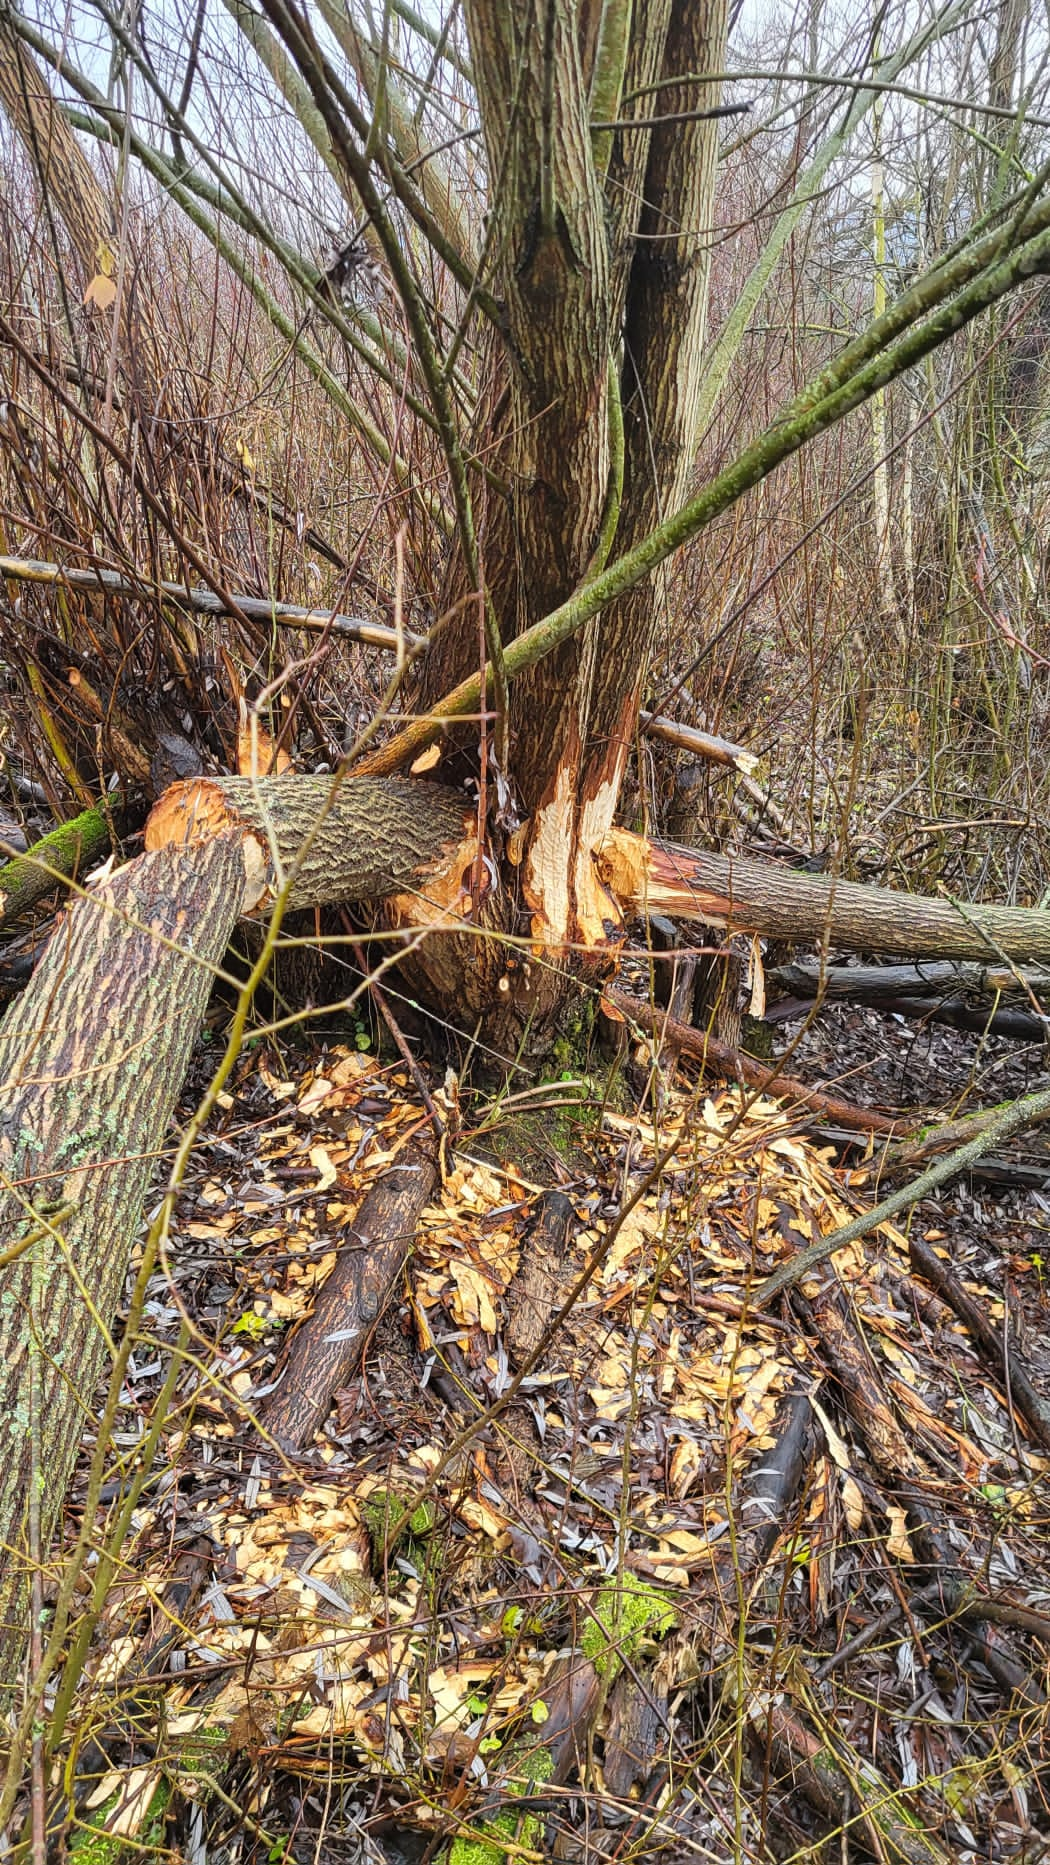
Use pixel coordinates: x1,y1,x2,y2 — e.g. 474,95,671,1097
0,774,472,1701
0,836,244,1703
600,829,1050,964
144,773,475,912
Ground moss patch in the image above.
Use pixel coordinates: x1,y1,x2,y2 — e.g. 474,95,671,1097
581,1575,677,1679
448,1745,554,1865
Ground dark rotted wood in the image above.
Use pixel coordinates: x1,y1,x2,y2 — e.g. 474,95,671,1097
606,986,903,1136
603,1669,668,1802
909,1235,1050,1452
503,1190,574,1366
0,834,245,1704
261,1133,440,1449
774,957,1050,1000
874,994,1046,1042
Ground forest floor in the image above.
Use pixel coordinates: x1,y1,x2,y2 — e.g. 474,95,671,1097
51,946,1050,1865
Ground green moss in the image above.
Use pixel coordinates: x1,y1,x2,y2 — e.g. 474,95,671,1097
361,1489,437,1569
581,1575,677,1678
174,1723,228,1783
741,1015,774,1059
68,1778,171,1860
448,1746,554,1865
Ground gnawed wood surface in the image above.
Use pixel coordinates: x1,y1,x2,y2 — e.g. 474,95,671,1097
600,828,1050,964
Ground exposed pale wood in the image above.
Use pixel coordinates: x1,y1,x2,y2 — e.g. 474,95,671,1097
145,773,475,913
0,834,245,1701
640,711,757,773
599,829,1050,965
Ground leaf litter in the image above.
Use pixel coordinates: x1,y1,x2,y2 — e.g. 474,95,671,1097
52,1027,1050,1863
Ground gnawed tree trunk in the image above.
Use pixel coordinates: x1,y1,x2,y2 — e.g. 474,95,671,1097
599,829,1050,964
0,776,471,1701
400,0,731,1048
145,773,475,912
0,838,244,1702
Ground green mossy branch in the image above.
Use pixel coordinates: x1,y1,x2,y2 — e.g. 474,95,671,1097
0,803,118,926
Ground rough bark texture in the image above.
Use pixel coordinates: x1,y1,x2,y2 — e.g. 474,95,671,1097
0,835,245,1700
582,0,729,806
599,829,1050,964
261,1131,440,1450
0,19,114,295
145,773,476,913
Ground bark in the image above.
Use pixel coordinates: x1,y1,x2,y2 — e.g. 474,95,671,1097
145,773,475,913
0,835,245,1702
0,774,474,1697
599,829,1050,964
0,19,115,297
261,1131,440,1450
774,958,1050,999
581,0,729,811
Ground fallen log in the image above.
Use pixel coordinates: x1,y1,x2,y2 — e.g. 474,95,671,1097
605,986,903,1136
774,958,1050,1000
0,775,473,1703
144,772,474,912
598,830,1050,965
0,834,246,1703
261,1130,440,1450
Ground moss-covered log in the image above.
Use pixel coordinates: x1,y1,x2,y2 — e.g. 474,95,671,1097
0,803,120,926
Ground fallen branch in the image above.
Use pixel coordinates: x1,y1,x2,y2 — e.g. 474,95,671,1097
606,985,903,1136
908,1234,1050,1452
261,1130,440,1450
751,1079,1050,1311
774,958,1050,1001
639,710,757,774
799,1286,1044,1709
0,554,427,653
